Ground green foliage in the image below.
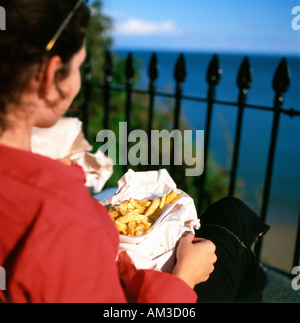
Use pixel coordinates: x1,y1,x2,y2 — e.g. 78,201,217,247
86,0,113,79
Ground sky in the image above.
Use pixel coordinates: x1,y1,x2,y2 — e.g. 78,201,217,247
100,0,300,55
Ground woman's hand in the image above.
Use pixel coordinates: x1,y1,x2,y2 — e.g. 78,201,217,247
172,232,217,289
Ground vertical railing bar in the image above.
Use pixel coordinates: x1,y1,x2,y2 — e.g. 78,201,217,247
125,52,134,133
228,106,244,196
173,54,187,131
292,208,300,269
171,54,187,177
198,54,222,214
255,58,291,260
124,52,134,174
198,94,213,213
259,104,280,221
103,50,113,130
148,53,159,166
229,57,252,196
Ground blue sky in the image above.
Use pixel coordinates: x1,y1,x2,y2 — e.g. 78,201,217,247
100,0,300,55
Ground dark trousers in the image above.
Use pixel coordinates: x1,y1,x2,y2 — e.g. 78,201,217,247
195,197,270,303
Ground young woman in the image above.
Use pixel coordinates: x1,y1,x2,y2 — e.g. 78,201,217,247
0,0,268,303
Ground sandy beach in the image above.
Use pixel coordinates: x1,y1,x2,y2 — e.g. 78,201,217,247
260,221,298,273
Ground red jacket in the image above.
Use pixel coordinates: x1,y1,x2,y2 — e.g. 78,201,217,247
0,145,196,303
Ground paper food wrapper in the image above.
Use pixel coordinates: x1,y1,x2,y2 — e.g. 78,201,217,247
31,117,113,193
103,169,200,273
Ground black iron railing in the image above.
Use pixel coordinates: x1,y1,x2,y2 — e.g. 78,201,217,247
80,50,300,274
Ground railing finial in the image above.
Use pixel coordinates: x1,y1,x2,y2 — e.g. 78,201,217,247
148,52,159,82
174,53,187,84
273,58,290,95
237,57,252,93
206,54,222,86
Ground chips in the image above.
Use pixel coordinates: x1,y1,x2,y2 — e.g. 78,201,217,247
106,190,183,237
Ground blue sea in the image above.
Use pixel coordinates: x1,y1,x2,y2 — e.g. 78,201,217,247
114,49,300,230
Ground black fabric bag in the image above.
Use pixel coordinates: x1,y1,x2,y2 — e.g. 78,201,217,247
195,197,270,303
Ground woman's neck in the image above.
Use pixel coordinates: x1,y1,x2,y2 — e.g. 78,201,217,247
0,114,33,151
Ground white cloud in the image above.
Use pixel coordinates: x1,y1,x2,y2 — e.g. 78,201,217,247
114,18,183,36
102,9,124,19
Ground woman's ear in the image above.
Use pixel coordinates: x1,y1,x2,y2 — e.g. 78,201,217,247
39,55,63,101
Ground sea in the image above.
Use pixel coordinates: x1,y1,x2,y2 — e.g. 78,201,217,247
114,49,300,270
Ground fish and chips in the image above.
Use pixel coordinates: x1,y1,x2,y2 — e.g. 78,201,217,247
106,190,183,237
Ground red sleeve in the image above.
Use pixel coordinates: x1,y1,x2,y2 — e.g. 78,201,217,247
125,269,197,303
10,206,128,303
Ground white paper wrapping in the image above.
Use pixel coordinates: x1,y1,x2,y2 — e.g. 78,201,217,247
31,117,113,193
103,169,200,273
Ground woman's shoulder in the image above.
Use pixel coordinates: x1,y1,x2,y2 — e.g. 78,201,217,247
0,144,86,195
0,144,111,231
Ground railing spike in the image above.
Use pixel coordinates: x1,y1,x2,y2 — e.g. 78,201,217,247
237,57,252,92
206,54,222,85
174,53,187,84
273,58,290,94
148,52,159,82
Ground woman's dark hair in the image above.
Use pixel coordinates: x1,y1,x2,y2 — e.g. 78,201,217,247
0,0,90,131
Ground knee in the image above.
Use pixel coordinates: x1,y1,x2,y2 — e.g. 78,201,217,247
200,196,245,224
217,196,245,209
205,196,250,223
